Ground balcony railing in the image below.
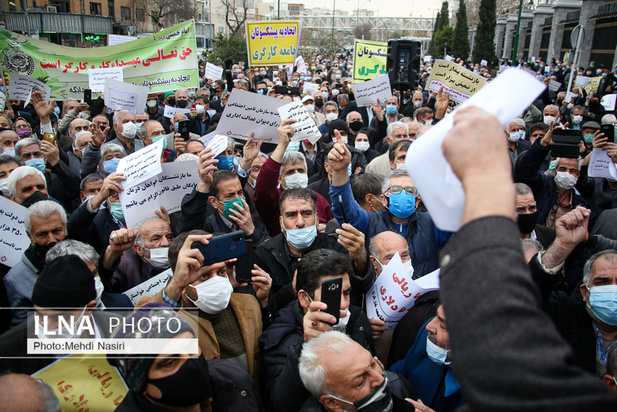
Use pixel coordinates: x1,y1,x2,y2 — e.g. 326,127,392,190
4,11,112,34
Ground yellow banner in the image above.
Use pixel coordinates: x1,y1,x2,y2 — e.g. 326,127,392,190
584,76,602,95
426,59,486,103
245,20,302,67
32,354,128,411
353,39,388,82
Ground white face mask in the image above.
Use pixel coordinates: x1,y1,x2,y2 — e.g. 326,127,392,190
543,115,557,126
402,259,414,277
332,308,351,332
196,104,206,115
395,162,406,169
355,141,370,152
2,147,15,157
0,178,9,197
144,246,170,269
188,275,233,314
37,305,88,340
326,113,338,122
338,135,348,145
146,99,158,108
572,115,583,124
121,121,137,139
554,171,578,190
331,89,340,97
94,276,104,306
507,131,521,142
273,70,279,76
284,172,308,189
304,104,315,113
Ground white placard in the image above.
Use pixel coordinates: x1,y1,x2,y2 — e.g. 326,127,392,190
589,148,617,180
601,94,616,111
8,73,51,102
277,101,321,144
423,55,432,63
0,91,6,111
216,89,287,143
295,55,307,74
565,92,573,103
88,67,123,92
548,80,561,92
163,105,191,119
0,196,30,268
123,268,173,305
544,66,551,73
303,81,318,96
103,78,149,114
205,62,224,81
116,139,165,189
481,59,488,67
575,75,590,87
107,34,137,46
405,68,546,231
119,160,199,228
499,65,508,72
206,134,229,156
445,55,453,62
531,56,536,62
199,130,217,146
351,75,393,107
365,253,440,330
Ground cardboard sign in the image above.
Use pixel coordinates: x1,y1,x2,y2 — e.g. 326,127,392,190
352,75,393,107
426,60,486,104
0,196,29,267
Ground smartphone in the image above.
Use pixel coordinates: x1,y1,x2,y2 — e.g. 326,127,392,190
191,231,247,267
338,195,348,224
178,119,190,141
601,124,615,144
84,88,92,104
552,129,581,158
234,239,254,283
320,277,342,325
42,132,55,144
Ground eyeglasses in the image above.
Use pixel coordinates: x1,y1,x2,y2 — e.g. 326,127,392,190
387,185,417,195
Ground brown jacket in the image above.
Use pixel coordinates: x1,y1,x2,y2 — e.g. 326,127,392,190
137,291,263,381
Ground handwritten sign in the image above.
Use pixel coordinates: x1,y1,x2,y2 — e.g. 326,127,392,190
163,105,191,119
601,94,616,111
33,354,128,412
245,20,302,66
0,196,29,267
589,148,617,180
206,134,229,156
205,62,223,81
216,89,287,142
0,21,198,100
123,268,173,305
352,75,393,107
104,78,149,114
89,67,123,92
353,39,388,82
426,59,487,104
278,101,321,144
365,253,440,330
303,81,318,96
8,73,51,101
548,80,561,92
116,139,164,189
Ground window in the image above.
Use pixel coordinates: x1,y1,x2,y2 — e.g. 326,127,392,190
107,0,114,18
90,2,102,15
120,6,130,20
136,7,144,21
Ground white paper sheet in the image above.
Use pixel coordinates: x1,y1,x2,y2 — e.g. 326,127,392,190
119,160,199,228
575,76,590,87
548,80,562,92
0,196,30,268
0,91,6,111
277,101,322,144
481,59,488,66
445,55,453,62
205,62,224,81
206,134,229,156
123,268,173,305
116,139,165,189
589,148,617,180
303,82,318,96
103,78,148,114
8,73,51,102
601,94,616,111
405,68,546,231
163,105,191,119
89,67,123,92
351,75,393,107
215,89,287,143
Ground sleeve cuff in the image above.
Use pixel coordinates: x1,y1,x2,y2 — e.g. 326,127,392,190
536,250,565,275
162,288,180,307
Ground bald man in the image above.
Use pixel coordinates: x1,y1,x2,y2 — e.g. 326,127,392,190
0,373,61,412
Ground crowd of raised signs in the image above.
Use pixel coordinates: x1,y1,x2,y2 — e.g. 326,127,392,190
1,48,617,412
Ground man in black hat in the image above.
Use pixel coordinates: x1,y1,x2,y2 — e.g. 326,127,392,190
0,255,119,374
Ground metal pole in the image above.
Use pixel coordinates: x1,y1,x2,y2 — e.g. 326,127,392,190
566,26,584,98
277,0,280,19
511,0,523,63
331,0,335,59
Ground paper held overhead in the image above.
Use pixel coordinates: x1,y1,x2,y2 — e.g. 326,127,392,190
405,68,546,232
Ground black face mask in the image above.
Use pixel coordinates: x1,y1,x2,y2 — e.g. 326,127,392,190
21,190,49,208
35,242,57,262
167,97,176,107
176,100,188,109
147,353,212,407
403,92,411,100
11,104,21,114
349,120,363,132
315,98,324,107
199,70,205,77
517,212,538,235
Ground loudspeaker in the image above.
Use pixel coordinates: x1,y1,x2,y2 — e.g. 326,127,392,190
387,40,421,92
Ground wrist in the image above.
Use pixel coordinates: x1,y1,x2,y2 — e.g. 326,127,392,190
197,181,210,193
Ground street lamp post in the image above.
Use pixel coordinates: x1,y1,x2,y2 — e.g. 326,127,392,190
331,0,335,59
511,0,524,63
9,0,30,37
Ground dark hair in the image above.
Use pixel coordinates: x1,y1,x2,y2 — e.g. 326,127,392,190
279,187,317,213
529,122,549,138
414,107,433,119
80,173,103,192
351,173,382,205
388,139,411,162
186,138,205,148
0,154,23,167
210,170,239,199
169,229,209,273
296,249,353,299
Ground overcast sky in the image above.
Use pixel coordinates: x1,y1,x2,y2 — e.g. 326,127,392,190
303,0,446,19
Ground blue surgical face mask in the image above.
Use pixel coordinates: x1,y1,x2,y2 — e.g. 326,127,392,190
387,191,416,219
26,158,46,172
548,160,557,174
518,130,526,140
54,107,61,116
257,89,264,95
152,134,167,149
103,158,120,174
216,155,234,170
584,134,595,145
386,105,397,116
286,141,300,152
109,201,124,222
283,218,317,250
174,122,179,131
426,333,451,365
587,285,617,326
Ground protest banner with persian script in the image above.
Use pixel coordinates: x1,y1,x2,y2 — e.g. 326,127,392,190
245,21,302,67
426,60,487,104
353,39,388,82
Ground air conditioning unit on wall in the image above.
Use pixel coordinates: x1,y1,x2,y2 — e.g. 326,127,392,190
46,5,57,13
